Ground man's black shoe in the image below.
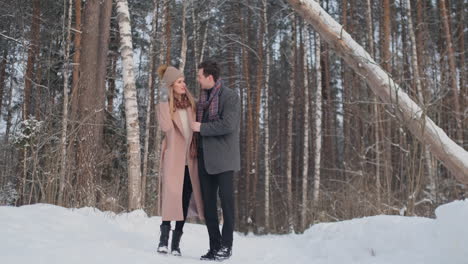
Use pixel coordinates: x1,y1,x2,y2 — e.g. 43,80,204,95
215,246,232,261
200,248,219,261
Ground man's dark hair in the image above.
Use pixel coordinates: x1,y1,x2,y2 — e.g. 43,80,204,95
198,60,220,82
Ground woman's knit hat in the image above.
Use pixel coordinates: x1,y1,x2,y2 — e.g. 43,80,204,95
157,65,183,87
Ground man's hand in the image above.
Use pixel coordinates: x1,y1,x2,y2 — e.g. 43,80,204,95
191,122,201,132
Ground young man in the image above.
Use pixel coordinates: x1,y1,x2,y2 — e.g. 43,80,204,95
191,61,240,261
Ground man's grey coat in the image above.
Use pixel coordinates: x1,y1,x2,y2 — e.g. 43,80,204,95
199,86,241,174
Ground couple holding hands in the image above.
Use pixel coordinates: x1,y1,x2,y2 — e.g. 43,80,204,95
156,61,240,261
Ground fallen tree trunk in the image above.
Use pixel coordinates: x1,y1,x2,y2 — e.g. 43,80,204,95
287,0,468,183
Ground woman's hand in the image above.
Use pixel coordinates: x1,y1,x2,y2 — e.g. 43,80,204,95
191,122,201,132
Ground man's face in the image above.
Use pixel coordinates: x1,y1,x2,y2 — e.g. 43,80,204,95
197,68,214,89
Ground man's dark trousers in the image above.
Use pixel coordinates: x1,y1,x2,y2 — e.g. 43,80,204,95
198,150,235,249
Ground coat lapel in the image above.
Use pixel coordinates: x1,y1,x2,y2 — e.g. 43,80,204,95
173,106,195,143
187,107,195,143
173,109,184,135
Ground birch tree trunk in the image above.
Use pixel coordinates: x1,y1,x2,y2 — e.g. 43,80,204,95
0,50,7,117
4,56,15,144
58,0,73,206
286,17,296,232
312,30,322,204
192,3,199,71
199,22,208,64
116,0,143,210
179,0,188,72
262,0,271,232
287,0,468,183
301,25,311,231
164,0,172,64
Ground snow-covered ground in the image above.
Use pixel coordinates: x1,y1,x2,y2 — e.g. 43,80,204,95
1,200,467,264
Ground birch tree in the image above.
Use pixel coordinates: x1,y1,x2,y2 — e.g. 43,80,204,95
0,50,6,117
312,26,322,205
179,0,188,72
301,25,311,231
116,0,142,210
286,17,297,231
164,0,172,64
58,0,73,206
287,0,468,183
262,0,271,232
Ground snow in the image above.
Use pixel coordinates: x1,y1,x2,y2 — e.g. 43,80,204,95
1,200,468,264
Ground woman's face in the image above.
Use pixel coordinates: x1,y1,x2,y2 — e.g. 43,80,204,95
172,77,187,95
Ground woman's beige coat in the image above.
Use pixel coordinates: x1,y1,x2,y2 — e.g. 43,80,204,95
157,102,204,221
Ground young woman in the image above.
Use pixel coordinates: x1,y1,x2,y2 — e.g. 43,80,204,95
156,65,204,256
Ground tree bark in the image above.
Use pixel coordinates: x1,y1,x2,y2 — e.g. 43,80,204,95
0,50,7,117
199,21,209,64
4,57,14,144
365,0,382,210
381,0,392,206
179,0,188,72
312,29,322,205
107,53,117,113
58,0,74,206
23,0,41,120
439,0,462,143
251,0,265,231
262,0,271,232
164,0,172,64
142,0,160,207
286,17,297,232
71,0,82,123
76,0,112,206
404,0,436,201
192,2,199,71
301,25,311,231
456,0,466,141
287,0,468,183
18,0,41,205
239,4,253,230
116,0,143,211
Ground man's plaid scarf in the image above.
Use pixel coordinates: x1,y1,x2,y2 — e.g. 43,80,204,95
197,79,223,122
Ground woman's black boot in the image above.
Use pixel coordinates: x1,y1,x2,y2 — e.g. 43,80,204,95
157,225,171,254
170,230,183,256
